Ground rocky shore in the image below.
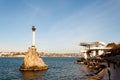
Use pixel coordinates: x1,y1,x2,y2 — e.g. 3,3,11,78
76,57,109,80
76,54,120,80
87,68,105,80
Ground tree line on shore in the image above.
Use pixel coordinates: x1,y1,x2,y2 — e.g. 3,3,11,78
102,42,120,57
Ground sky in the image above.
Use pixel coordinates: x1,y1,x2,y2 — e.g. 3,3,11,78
0,0,120,53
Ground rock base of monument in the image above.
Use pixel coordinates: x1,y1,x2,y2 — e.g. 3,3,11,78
19,46,48,71
20,65,48,71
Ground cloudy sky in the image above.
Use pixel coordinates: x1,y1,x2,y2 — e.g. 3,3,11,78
0,0,120,53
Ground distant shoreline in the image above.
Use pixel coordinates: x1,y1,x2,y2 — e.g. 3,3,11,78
0,52,83,57
0,55,82,58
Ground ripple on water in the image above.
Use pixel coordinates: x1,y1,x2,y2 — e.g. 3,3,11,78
0,57,95,80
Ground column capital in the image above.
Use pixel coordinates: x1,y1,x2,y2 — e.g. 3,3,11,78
32,26,36,31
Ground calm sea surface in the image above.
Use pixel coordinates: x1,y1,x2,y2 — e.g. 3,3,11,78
0,57,96,80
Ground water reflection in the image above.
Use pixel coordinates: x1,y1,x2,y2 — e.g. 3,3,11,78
21,70,46,80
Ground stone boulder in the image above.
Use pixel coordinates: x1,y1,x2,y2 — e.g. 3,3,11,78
19,46,48,71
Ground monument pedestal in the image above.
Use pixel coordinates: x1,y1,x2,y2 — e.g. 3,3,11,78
19,46,48,71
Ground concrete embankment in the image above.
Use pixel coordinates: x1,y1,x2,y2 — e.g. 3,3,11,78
87,69,105,80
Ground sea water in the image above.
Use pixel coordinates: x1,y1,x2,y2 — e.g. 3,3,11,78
0,57,95,80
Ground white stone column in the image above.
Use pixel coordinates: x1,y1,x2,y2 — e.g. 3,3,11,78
32,31,35,46
32,26,36,46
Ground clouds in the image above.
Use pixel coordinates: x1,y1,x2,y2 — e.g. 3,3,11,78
0,0,120,52
37,0,120,52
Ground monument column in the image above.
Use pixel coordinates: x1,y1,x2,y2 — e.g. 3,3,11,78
32,26,36,47
19,26,48,71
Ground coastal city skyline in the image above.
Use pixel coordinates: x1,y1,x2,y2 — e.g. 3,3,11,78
0,0,120,53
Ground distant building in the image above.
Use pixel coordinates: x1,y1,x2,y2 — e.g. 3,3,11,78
80,42,111,59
